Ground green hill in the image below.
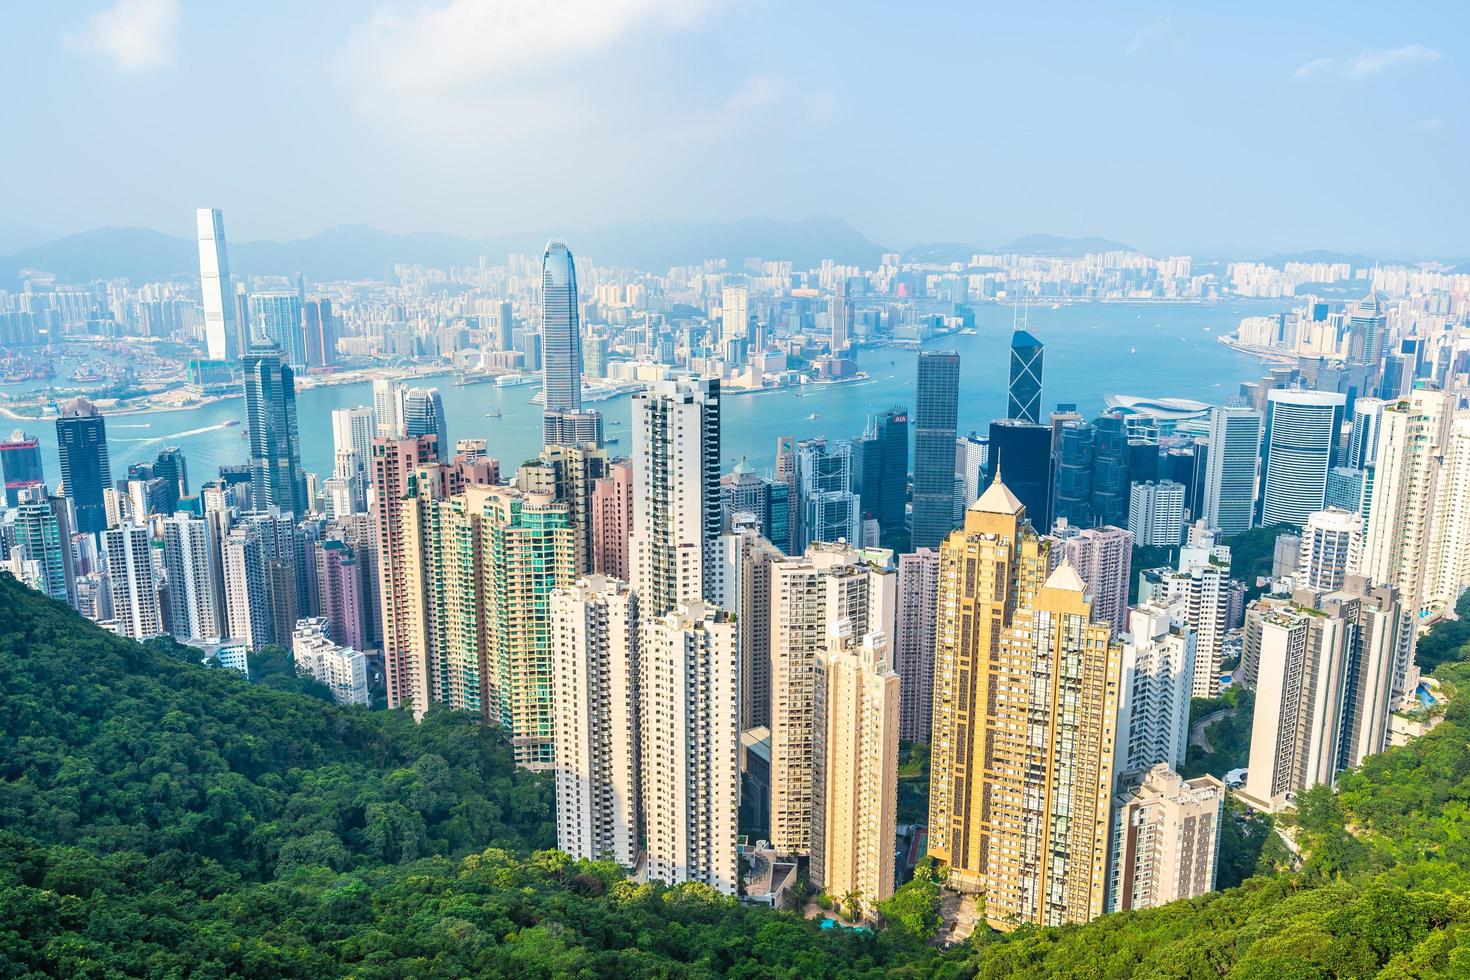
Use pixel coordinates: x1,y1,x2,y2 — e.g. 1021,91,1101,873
3,572,1470,976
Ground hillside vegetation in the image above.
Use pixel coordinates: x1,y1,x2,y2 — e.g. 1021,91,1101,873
3,571,1470,976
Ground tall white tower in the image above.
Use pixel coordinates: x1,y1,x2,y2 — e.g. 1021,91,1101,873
196,208,238,362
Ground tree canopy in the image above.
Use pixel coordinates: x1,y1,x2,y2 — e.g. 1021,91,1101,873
5,570,1470,976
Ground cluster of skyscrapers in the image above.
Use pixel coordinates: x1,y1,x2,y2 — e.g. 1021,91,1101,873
5,216,1470,936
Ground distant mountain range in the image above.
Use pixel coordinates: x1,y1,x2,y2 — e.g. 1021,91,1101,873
0,217,890,285
901,234,1138,265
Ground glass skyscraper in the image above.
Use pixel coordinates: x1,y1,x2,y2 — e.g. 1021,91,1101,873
1,430,44,507
854,407,909,547
985,419,1052,530
250,291,306,369
1258,389,1345,527
55,397,112,536
243,342,307,516
402,387,449,456
541,241,583,416
1008,329,1044,424
1203,406,1262,536
912,351,960,550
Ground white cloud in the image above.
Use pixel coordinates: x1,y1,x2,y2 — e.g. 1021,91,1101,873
1127,21,1169,56
64,0,180,72
1292,44,1443,82
1344,44,1442,79
1292,57,1333,80
1413,117,1447,132
342,0,721,96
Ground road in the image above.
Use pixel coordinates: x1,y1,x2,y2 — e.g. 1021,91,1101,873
1190,707,1235,754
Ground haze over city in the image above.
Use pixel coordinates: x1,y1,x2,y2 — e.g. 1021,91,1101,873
2,0,1467,256
5,2,1470,974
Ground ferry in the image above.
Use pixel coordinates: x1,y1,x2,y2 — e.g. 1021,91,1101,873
485,409,503,418
223,418,240,427
494,373,538,388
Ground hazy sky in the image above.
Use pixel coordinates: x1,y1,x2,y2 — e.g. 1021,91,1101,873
2,1,1466,256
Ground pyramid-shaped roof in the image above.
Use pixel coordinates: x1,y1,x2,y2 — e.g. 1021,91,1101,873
971,477,1024,515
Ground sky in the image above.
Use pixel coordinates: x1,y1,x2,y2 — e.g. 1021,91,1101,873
1,1,1466,258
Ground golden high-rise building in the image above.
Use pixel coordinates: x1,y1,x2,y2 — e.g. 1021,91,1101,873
927,477,1121,930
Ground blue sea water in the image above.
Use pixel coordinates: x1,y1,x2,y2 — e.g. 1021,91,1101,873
35,302,1281,488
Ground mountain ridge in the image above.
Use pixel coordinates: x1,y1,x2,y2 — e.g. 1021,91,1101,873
0,217,889,285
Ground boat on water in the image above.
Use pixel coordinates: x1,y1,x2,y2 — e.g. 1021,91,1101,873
223,418,240,427
485,409,503,418
1051,303,1061,310
605,437,620,446
805,412,819,420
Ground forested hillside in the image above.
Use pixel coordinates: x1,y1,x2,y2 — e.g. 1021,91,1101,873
4,572,1470,977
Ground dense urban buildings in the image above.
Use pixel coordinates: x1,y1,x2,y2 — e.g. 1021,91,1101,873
7,208,1470,944
55,397,112,537
911,351,959,550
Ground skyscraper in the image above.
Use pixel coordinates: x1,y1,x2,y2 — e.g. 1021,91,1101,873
249,291,306,368
1240,578,1401,811
1107,767,1224,913
853,408,909,547
1347,396,1385,470
1360,389,1452,625
316,539,367,653
302,298,335,369
55,397,112,537
912,351,960,550
1128,480,1185,547
481,487,577,769
161,513,223,641
1,430,44,507
894,548,938,742
550,576,641,867
11,488,75,606
223,523,273,651
372,379,403,439
929,483,1121,930
372,435,439,710
984,419,1052,529
631,377,721,618
591,461,633,580
639,601,740,894
401,387,449,454
195,208,238,361
769,542,894,859
1346,291,1386,366
721,284,749,342
1202,406,1262,535
928,480,1046,896
541,241,583,422
242,343,307,516
1008,329,1044,424
102,523,162,641
794,438,860,552
1053,523,1134,640
1114,602,1195,777
1297,508,1362,592
1258,389,1346,527
811,626,899,920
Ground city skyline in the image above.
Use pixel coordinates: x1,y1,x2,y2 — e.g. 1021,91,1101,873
1,2,1467,257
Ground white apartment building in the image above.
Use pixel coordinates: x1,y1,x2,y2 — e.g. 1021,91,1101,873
1107,766,1224,912
550,577,641,868
102,523,162,641
639,602,739,894
291,617,370,706
161,513,223,640
1128,480,1185,547
768,542,895,858
1115,602,1195,779
811,625,899,920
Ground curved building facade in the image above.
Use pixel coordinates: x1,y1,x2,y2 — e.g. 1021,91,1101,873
541,241,583,415
1259,389,1345,528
